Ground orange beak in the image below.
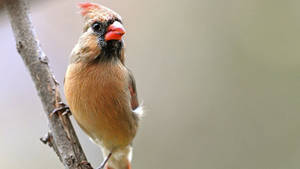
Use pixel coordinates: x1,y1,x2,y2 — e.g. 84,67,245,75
105,21,126,41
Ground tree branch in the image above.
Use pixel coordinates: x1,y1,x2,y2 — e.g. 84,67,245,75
5,0,92,168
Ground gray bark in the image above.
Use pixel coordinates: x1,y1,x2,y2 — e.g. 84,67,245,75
5,0,93,169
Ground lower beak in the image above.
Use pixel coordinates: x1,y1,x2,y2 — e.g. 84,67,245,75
105,21,126,41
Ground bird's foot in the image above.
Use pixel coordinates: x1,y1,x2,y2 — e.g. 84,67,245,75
96,152,112,169
50,102,71,117
78,160,92,168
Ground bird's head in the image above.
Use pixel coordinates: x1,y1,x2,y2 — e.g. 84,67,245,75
71,3,126,63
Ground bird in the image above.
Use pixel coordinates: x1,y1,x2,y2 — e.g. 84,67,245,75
63,2,143,169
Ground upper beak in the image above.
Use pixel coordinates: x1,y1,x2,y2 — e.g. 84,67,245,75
105,21,126,41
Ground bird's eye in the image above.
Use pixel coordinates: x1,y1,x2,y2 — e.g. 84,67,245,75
92,22,102,32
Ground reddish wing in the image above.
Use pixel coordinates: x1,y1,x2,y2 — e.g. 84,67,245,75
128,69,139,110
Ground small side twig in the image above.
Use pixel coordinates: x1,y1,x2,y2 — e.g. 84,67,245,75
40,132,53,147
5,0,93,169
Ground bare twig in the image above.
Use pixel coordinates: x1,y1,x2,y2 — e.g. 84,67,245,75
5,0,92,169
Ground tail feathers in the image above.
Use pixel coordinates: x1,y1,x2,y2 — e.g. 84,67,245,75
103,146,132,169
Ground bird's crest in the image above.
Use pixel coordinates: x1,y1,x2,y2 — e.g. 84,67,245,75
78,2,101,16
78,2,122,24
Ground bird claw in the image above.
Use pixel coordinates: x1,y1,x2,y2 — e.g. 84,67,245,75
50,102,71,117
78,160,92,168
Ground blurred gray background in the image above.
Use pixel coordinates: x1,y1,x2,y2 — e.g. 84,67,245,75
0,0,300,169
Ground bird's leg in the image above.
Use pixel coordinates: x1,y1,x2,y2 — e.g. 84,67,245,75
50,102,72,117
96,152,112,169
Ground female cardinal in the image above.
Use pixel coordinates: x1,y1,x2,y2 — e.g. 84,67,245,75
64,2,143,169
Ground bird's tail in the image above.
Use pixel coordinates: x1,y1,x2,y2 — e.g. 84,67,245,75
103,146,132,169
